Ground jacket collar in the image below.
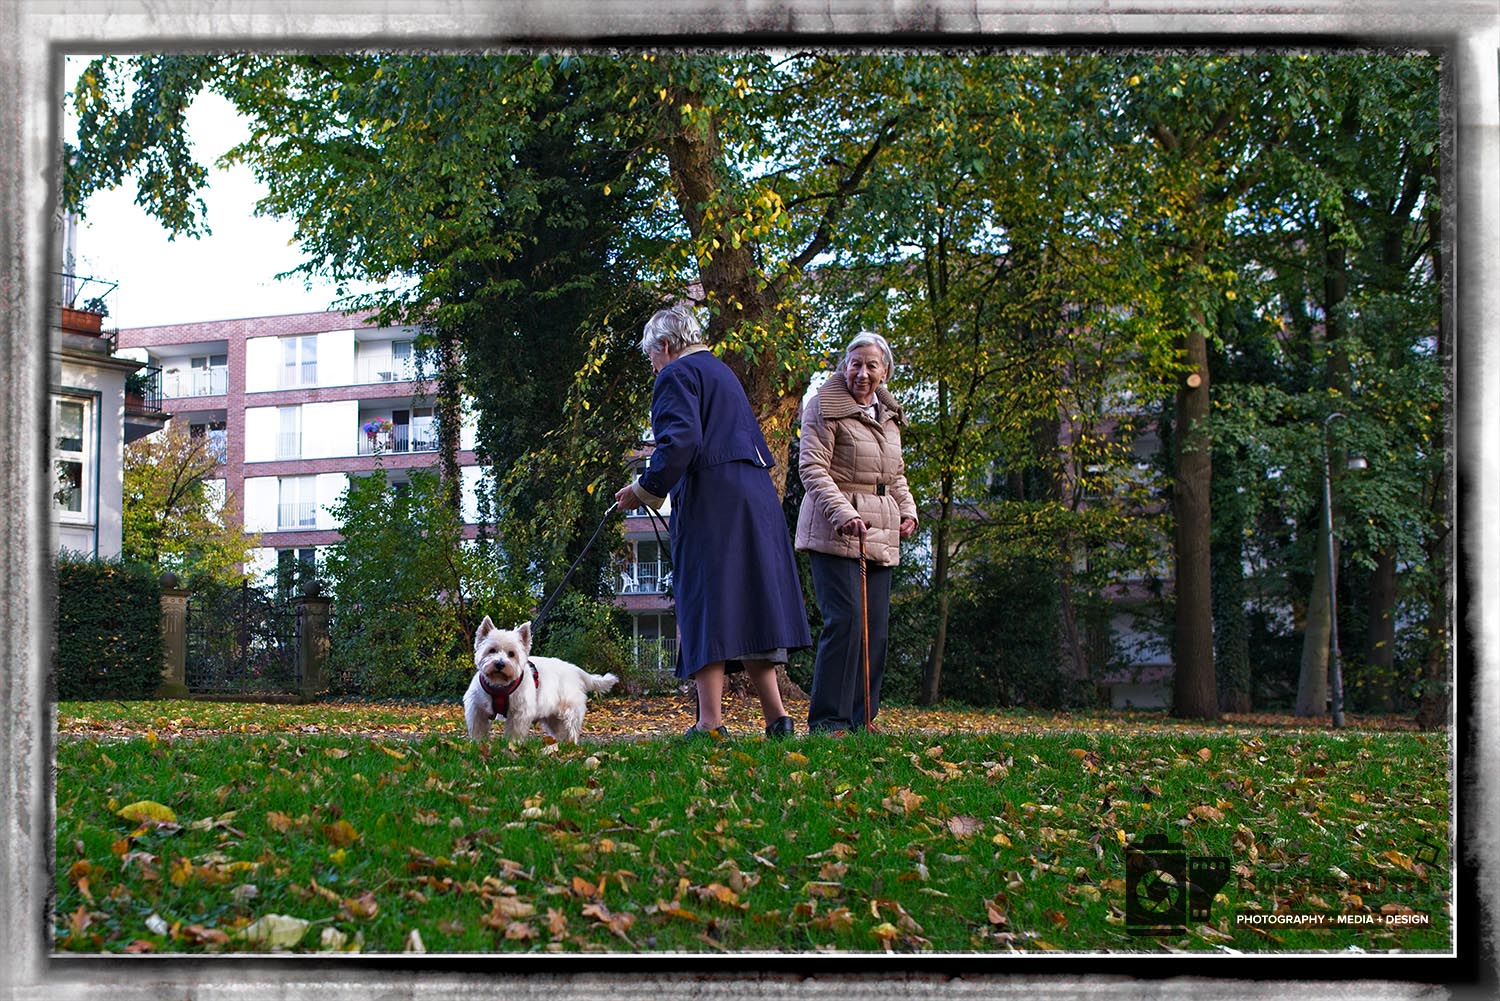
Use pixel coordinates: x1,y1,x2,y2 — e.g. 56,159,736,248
815,373,905,426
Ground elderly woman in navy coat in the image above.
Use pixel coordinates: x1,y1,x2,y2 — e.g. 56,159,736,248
615,305,811,740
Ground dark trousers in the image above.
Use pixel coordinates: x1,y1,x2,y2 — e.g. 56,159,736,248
807,551,891,732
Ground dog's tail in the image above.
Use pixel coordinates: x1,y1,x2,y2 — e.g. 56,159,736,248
585,672,619,694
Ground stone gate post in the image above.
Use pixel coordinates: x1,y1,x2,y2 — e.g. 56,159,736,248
295,581,332,703
157,572,190,698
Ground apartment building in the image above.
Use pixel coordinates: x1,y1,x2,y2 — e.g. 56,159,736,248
115,309,485,582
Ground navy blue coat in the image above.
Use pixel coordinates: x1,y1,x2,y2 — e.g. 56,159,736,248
635,346,812,677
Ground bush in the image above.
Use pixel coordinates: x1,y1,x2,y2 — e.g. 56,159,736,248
533,592,634,690
321,469,533,699
56,554,162,700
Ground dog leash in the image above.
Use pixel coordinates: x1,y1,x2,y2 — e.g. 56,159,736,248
531,500,621,643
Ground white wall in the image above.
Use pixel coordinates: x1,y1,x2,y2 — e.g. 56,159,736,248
305,400,357,457
243,406,278,462
461,465,488,525
242,476,279,533
320,329,355,387
459,396,479,452
316,473,348,529
56,357,128,559
244,336,279,393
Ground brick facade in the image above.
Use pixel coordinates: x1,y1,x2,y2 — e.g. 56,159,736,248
116,309,481,568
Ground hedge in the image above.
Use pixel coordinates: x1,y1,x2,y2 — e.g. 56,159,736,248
56,556,162,701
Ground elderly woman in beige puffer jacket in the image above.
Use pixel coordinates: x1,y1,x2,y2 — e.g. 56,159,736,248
794,331,918,735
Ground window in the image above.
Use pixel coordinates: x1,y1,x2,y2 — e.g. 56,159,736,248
54,398,87,517
392,339,414,380
190,354,228,396
410,407,436,451
277,475,317,528
280,335,317,388
278,405,302,459
275,547,319,596
189,420,229,464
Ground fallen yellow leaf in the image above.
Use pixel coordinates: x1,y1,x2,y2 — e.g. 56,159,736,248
117,800,176,825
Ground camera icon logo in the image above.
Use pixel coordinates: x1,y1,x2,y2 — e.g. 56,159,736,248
1125,833,1230,936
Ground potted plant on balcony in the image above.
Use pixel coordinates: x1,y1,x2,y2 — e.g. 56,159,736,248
362,417,393,450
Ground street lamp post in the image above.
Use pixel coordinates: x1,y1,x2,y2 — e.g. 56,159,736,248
1321,411,1367,729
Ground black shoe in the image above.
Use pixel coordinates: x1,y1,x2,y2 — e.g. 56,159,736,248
765,716,795,739
683,723,729,741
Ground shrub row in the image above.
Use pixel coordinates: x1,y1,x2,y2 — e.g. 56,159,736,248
56,555,162,701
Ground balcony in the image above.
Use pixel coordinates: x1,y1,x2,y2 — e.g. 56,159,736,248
277,502,318,530
356,426,438,456
164,368,228,399
277,432,302,460
123,366,170,444
619,561,670,595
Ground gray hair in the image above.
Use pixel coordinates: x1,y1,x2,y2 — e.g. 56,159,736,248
838,331,895,376
640,305,706,355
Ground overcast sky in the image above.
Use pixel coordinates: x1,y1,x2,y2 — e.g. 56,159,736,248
66,65,383,331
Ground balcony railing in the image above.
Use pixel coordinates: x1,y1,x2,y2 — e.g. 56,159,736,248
277,502,318,529
619,561,670,594
356,426,438,455
163,368,228,398
634,637,678,675
277,432,302,460
356,359,420,384
278,363,318,389
124,366,165,414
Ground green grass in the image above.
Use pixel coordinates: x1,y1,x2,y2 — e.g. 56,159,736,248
54,726,1451,954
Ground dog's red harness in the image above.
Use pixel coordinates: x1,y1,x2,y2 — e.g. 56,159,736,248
480,660,540,719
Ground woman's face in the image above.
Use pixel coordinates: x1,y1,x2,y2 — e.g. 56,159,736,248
844,344,887,400
646,342,673,374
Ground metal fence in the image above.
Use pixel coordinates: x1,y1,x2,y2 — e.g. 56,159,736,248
186,581,300,695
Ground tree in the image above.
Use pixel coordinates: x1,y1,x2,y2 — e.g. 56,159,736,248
321,467,532,697
121,423,259,585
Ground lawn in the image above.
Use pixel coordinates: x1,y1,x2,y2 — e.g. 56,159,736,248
54,698,1452,955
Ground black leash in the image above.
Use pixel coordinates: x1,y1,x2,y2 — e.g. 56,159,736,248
531,500,621,643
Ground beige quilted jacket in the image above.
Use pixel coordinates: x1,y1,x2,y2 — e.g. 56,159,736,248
794,373,918,566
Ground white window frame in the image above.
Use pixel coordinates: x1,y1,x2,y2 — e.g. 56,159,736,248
277,475,318,529
190,353,228,396
53,395,91,523
280,335,318,388
278,405,302,459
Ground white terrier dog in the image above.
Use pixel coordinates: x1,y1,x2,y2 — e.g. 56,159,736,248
463,617,619,743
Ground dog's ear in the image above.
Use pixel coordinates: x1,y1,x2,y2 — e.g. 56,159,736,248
476,616,495,644
517,621,532,652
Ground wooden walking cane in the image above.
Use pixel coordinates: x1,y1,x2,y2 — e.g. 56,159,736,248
859,532,872,730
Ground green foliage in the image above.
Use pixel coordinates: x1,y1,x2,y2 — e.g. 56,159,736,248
320,467,531,699
67,52,1448,720
122,423,259,587
55,555,162,701
532,592,633,690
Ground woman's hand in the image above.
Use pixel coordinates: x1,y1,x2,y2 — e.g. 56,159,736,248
899,516,917,538
614,482,641,509
838,516,868,537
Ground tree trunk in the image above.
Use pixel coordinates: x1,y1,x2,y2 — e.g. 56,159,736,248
1294,516,1334,716
920,490,953,705
434,324,464,518
1363,548,1398,712
1295,218,1350,716
1170,268,1218,720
